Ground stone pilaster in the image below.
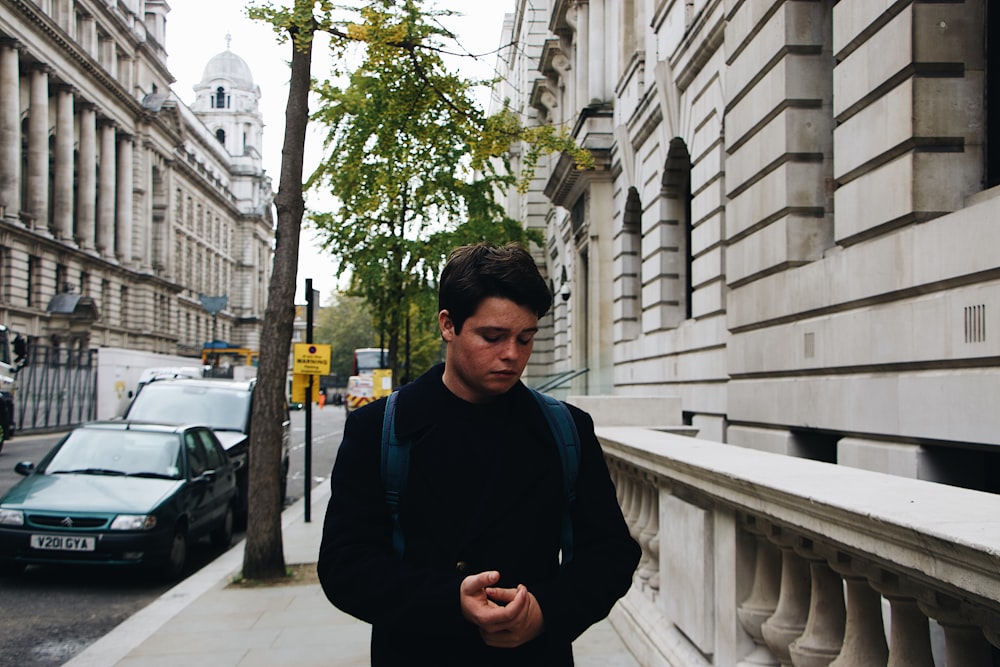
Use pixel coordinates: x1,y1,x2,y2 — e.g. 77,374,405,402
0,40,22,222
26,64,50,234
53,85,76,243
115,132,133,264
97,120,116,259
76,103,97,252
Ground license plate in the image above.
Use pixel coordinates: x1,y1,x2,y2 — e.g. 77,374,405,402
30,534,96,552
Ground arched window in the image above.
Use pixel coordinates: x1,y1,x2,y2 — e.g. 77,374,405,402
617,186,642,339
215,128,225,146
215,86,226,109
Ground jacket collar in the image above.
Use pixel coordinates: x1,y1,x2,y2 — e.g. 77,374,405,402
394,363,539,440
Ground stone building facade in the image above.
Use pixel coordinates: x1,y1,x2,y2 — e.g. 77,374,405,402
0,0,273,357
497,0,1000,490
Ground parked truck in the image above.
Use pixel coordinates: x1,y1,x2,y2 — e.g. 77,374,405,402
0,325,26,449
344,347,391,413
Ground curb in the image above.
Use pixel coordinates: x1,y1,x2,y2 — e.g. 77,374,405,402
63,482,330,667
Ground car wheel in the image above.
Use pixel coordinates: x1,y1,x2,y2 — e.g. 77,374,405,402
0,406,7,452
211,504,234,550
160,526,188,581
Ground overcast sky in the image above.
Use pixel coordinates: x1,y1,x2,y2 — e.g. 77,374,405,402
164,1,515,304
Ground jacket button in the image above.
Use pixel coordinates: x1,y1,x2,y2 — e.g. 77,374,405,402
455,561,468,574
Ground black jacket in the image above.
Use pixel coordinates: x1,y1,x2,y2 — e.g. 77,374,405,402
318,365,640,666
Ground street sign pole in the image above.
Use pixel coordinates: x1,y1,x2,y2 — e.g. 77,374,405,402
304,280,314,523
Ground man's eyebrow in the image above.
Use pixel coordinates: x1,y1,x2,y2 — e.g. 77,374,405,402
474,325,539,334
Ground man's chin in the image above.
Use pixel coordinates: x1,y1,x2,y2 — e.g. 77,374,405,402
485,375,520,393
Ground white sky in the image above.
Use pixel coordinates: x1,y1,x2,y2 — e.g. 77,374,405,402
164,1,515,305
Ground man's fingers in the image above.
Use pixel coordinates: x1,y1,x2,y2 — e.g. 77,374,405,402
484,585,520,605
460,570,499,598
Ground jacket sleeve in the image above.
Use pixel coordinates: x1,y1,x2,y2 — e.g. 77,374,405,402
529,405,641,642
317,401,469,638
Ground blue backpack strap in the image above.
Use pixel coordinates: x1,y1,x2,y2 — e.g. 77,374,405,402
528,387,580,565
380,391,409,558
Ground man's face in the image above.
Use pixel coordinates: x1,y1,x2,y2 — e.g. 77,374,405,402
440,296,538,403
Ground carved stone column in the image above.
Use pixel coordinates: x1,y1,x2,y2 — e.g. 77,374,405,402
97,120,116,258
761,536,811,666
53,85,75,243
115,132,133,264
573,0,589,110
27,64,50,234
588,0,605,101
76,103,97,251
0,39,22,221
737,534,781,667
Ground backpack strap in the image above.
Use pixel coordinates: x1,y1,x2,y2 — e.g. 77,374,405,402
380,390,409,558
527,387,580,565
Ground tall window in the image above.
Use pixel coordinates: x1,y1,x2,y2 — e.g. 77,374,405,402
214,86,227,109
619,186,642,336
0,247,6,303
215,128,225,146
27,256,40,308
120,285,128,328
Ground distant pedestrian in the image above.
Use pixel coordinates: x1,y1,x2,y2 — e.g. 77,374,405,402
318,242,640,666
318,391,326,409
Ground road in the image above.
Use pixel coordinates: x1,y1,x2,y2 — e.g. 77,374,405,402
0,404,346,667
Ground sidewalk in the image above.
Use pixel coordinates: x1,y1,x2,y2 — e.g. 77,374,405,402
64,482,639,667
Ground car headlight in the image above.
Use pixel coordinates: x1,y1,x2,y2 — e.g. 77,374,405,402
110,514,157,530
0,508,24,526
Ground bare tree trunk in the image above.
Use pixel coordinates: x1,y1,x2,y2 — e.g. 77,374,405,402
243,25,313,580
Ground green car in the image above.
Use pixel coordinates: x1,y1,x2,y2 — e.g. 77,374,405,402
0,421,238,580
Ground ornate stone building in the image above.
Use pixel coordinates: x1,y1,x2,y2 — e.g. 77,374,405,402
0,0,273,357
497,0,1000,489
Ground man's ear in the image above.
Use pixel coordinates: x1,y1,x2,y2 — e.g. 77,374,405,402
439,310,454,341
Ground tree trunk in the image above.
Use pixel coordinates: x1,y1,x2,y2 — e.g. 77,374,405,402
242,25,313,580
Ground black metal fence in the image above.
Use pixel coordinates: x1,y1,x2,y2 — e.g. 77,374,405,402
15,346,97,434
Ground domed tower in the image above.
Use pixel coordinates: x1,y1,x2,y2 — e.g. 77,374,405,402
191,35,264,166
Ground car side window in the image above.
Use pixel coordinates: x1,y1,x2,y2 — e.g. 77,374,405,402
185,432,207,478
198,430,225,470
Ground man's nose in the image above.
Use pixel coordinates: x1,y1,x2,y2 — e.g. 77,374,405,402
499,338,518,359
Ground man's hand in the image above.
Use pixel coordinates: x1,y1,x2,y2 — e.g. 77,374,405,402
459,571,545,648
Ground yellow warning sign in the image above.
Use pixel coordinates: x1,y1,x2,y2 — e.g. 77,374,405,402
293,343,331,375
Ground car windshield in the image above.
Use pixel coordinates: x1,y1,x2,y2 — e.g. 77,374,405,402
128,383,250,431
46,429,182,479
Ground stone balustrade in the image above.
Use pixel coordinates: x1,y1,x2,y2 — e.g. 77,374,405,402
570,397,999,667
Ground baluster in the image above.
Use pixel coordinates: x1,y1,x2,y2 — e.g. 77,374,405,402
621,467,642,584
762,536,811,666
827,570,888,667
641,475,660,593
920,596,993,666
788,557,845,667
737,534,781,667
867,573,935,667
886,596,935,667
634,475,654,585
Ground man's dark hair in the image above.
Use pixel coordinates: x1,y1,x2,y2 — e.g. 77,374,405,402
439,242,552,333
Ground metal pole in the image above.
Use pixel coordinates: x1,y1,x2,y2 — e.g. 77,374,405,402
304,279,313,523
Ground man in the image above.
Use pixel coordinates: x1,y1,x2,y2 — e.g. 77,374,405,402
318,242,640,666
